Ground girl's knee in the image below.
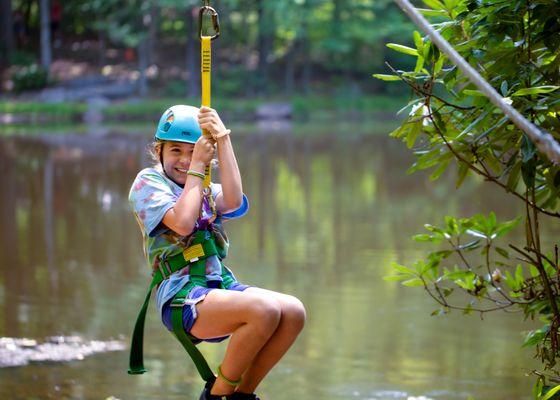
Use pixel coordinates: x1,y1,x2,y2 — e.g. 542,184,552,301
282,296,306,333
248,296,282,334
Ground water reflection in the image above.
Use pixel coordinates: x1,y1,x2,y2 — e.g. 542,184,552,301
0,125,556,399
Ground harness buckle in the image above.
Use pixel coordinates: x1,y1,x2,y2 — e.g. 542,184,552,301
158,257,173,279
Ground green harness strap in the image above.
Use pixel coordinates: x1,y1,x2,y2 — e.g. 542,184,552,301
171,284,215,383
128,230,219,383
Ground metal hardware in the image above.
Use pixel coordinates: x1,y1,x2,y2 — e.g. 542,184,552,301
158,258,173,278
198,5,220,41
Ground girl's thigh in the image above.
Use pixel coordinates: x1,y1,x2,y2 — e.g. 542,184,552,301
191,289,280,340
244,287,306,322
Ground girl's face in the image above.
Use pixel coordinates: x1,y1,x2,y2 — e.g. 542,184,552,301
160,141,195,185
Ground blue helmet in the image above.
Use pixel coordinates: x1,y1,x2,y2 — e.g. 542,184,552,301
155,105,202,144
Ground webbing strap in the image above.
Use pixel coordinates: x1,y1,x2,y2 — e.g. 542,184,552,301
171,287,216,383
128,230,217,376
201,36,212,190
128,278,158,374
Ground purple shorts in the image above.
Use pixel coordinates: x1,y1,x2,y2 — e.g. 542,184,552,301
161,282,250,343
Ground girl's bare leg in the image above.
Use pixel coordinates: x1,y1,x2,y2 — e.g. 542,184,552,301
190,290,282,396
235,287,306,394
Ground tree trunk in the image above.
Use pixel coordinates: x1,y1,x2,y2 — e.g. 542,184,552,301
186,6,198,99
0,0,15,67
39,0,51,74
299,0,313,94
148,3,157,66
284,41,296,95
301,22,311,94
138,38,148,97
98,29,106,66
256,0,272,95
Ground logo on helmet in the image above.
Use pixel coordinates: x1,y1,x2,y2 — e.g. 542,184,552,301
162,110,175,132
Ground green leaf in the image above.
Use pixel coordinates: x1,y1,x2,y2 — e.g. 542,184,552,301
415,55,425,73
413,233,434,242
389,124,407,139
495,247,510,259
406,119,422,148
456,162,470,189
500,80,509,96
386,43,418,56
523,326,549,347
416,8,449,17
372,74,402,82
434,54,445,75
522,158,537,188
422,0,446,10
463,89,486,97
429,157,451,181
533,376,544,399
402,278,425,287
521,134,537,162
506,161,521,191
462,302,473,315
495,217,521,237
413,31,424,52
541,384,560,400
383,275,408,282
515,264,524,286
511,86,560,97
466,229,487,239
391,262,415,275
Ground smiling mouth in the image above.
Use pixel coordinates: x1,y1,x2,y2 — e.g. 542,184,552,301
175,168,188,173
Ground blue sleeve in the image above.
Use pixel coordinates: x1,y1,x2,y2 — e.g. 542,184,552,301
222,194,249,220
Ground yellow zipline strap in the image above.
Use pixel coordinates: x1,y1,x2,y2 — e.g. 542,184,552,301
201,36,211,110
201,36,213,193
199,4,220,218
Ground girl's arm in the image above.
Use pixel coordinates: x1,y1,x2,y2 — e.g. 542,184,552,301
162,137,215,236
198,107,243,212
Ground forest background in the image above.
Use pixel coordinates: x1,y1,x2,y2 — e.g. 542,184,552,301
0,0,416,121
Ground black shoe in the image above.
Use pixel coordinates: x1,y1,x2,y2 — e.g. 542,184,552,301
199,381,228,400
227,393,260,400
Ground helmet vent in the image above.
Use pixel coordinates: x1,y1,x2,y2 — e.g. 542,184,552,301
162,110,174,132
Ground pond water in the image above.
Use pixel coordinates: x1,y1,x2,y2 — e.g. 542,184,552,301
0,122,557,400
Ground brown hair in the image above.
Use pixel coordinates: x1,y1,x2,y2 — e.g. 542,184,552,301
147,140,164,164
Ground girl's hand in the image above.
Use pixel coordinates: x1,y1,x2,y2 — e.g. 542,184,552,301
198,107,229,139
191,135,215,168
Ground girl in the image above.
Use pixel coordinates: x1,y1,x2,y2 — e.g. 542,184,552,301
129,105,306,400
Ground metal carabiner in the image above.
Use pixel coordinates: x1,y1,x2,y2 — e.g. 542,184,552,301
198,5,220,41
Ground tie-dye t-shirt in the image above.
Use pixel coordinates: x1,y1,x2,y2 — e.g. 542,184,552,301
129,166,249,315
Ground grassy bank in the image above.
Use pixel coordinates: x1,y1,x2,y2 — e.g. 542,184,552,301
0,93,405,125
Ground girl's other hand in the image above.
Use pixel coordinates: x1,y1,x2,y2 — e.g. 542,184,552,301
198,106,228,138
191,135,215,168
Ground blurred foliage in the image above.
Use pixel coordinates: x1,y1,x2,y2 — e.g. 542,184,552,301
6,0,419,96
376,0,560,392
12,64,49,92
0,100,87,115
8,50,37,66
